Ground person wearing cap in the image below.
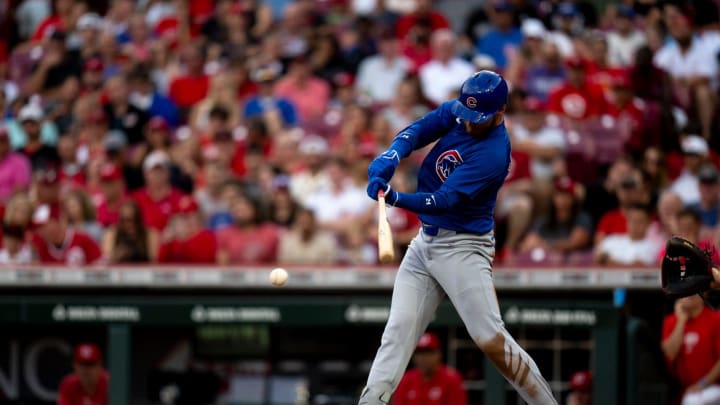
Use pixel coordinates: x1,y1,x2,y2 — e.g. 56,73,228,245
671,135,712,206
419,29,474,107
595,203,661,265
58,343,109,405
356,31,412,105
552,2,584,39
96,163,128,227
393,332,467,405
30,203,102,265
606,5,645,67
103,75,150,145
81,58,105,93
79,110,109,155
520,18,547,50
662,293,720,405
289,136,332,206
34,167,62,207
157,196,217,263
5,96,59,150
75,12,103,59
547,56,608,119
102,129,145,191
127,65,180,127
594,168,649,243
131,150,187,231
131,116,172,168
566,370,592,405
687,164,720,228
243,64,298,128
476,1,522,70
362,71,556,405
605,73,649,156
504,18,549,87
0,126,31,201
654,4,717,140
511,97,566,192
519,176,592,256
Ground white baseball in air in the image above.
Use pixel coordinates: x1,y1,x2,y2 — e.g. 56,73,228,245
269,268,288,287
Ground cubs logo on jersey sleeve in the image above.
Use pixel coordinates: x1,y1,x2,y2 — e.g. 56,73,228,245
435,150,463,181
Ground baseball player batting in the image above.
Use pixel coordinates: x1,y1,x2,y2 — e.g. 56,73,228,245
360,71,557,405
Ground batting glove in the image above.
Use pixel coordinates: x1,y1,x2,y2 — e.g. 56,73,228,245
367,177,398,205
367,149,400,182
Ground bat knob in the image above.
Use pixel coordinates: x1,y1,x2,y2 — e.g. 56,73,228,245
378,190,385,199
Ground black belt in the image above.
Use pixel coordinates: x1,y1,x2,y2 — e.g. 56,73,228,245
422,223,440,236
421,223,490,237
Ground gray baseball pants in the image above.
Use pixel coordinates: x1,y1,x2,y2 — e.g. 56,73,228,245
359,228,557,405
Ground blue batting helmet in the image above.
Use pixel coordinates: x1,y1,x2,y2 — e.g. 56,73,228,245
450,70,508,124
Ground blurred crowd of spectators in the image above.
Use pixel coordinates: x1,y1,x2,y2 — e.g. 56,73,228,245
0,0,719,267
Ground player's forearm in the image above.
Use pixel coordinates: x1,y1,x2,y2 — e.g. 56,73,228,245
391,190,463,215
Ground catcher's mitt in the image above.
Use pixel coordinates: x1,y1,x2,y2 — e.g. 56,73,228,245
661,236,714,297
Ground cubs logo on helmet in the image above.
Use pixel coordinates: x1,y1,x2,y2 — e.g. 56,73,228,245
436,150,463,181
466,97,478,108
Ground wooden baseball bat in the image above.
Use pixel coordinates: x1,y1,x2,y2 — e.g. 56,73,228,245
377,190,395,263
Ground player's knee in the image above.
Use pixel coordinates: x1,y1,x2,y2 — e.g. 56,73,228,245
465,314,505,348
